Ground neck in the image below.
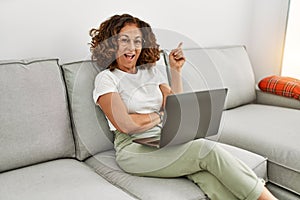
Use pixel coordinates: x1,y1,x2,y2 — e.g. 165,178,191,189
117,66,137,74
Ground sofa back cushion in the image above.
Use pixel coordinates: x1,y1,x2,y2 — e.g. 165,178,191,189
166,46,256,109
61,61,114,160
0,58,75,172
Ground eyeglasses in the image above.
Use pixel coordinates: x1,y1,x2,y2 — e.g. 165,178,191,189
117,36,144,48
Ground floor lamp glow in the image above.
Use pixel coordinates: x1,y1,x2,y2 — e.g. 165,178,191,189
281,0,300,79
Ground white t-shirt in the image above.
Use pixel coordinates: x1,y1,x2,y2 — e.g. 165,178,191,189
93,66,168,131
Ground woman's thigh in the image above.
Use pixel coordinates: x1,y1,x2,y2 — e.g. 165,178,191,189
116,138,218,177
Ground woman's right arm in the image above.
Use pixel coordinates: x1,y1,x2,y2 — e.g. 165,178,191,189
97,92,161,134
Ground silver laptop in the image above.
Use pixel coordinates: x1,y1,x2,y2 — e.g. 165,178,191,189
133,88,227,148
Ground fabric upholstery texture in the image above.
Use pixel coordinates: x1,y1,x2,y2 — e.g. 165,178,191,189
267,182,300,200
258,75,300,100
256,89,300,110
0,58,75,172
0,159,134,200
85,142,267,200
61,61,114,160
217,104,300,195
165,46,256,109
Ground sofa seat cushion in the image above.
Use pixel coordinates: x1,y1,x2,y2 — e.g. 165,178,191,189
0,159,134,200
85,142,267,200
217,104,300,195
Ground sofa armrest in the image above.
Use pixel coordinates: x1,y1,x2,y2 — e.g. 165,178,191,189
255,89,300,110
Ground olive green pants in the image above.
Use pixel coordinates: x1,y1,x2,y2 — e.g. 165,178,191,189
114,130,264,200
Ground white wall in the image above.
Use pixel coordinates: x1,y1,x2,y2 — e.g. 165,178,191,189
248,0,289,81
0,0,289,82
281,0,300,79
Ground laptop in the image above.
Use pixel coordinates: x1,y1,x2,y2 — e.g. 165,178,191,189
133,88,228,148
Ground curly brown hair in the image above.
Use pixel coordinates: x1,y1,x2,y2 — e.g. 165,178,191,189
89,14,160,70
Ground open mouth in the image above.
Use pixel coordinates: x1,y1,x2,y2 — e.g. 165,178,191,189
124,54,135,60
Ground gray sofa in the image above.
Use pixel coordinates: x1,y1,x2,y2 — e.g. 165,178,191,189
0,45,299,199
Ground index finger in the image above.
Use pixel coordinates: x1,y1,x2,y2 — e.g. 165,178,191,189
177,42,183,49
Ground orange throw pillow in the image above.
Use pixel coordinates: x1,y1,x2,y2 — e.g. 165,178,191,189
258,75,300,100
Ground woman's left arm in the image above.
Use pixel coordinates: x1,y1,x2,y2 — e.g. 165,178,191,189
159,43,186,109
168,42,185,94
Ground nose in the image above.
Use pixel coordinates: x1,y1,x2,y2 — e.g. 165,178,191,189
127,40,136,51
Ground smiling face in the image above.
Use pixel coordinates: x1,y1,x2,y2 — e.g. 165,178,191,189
116,24,143,74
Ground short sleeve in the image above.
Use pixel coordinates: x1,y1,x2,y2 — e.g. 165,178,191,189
153,66,169,85
93,70,118,104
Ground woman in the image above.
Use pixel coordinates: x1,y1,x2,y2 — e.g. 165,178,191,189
90,14,277,200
